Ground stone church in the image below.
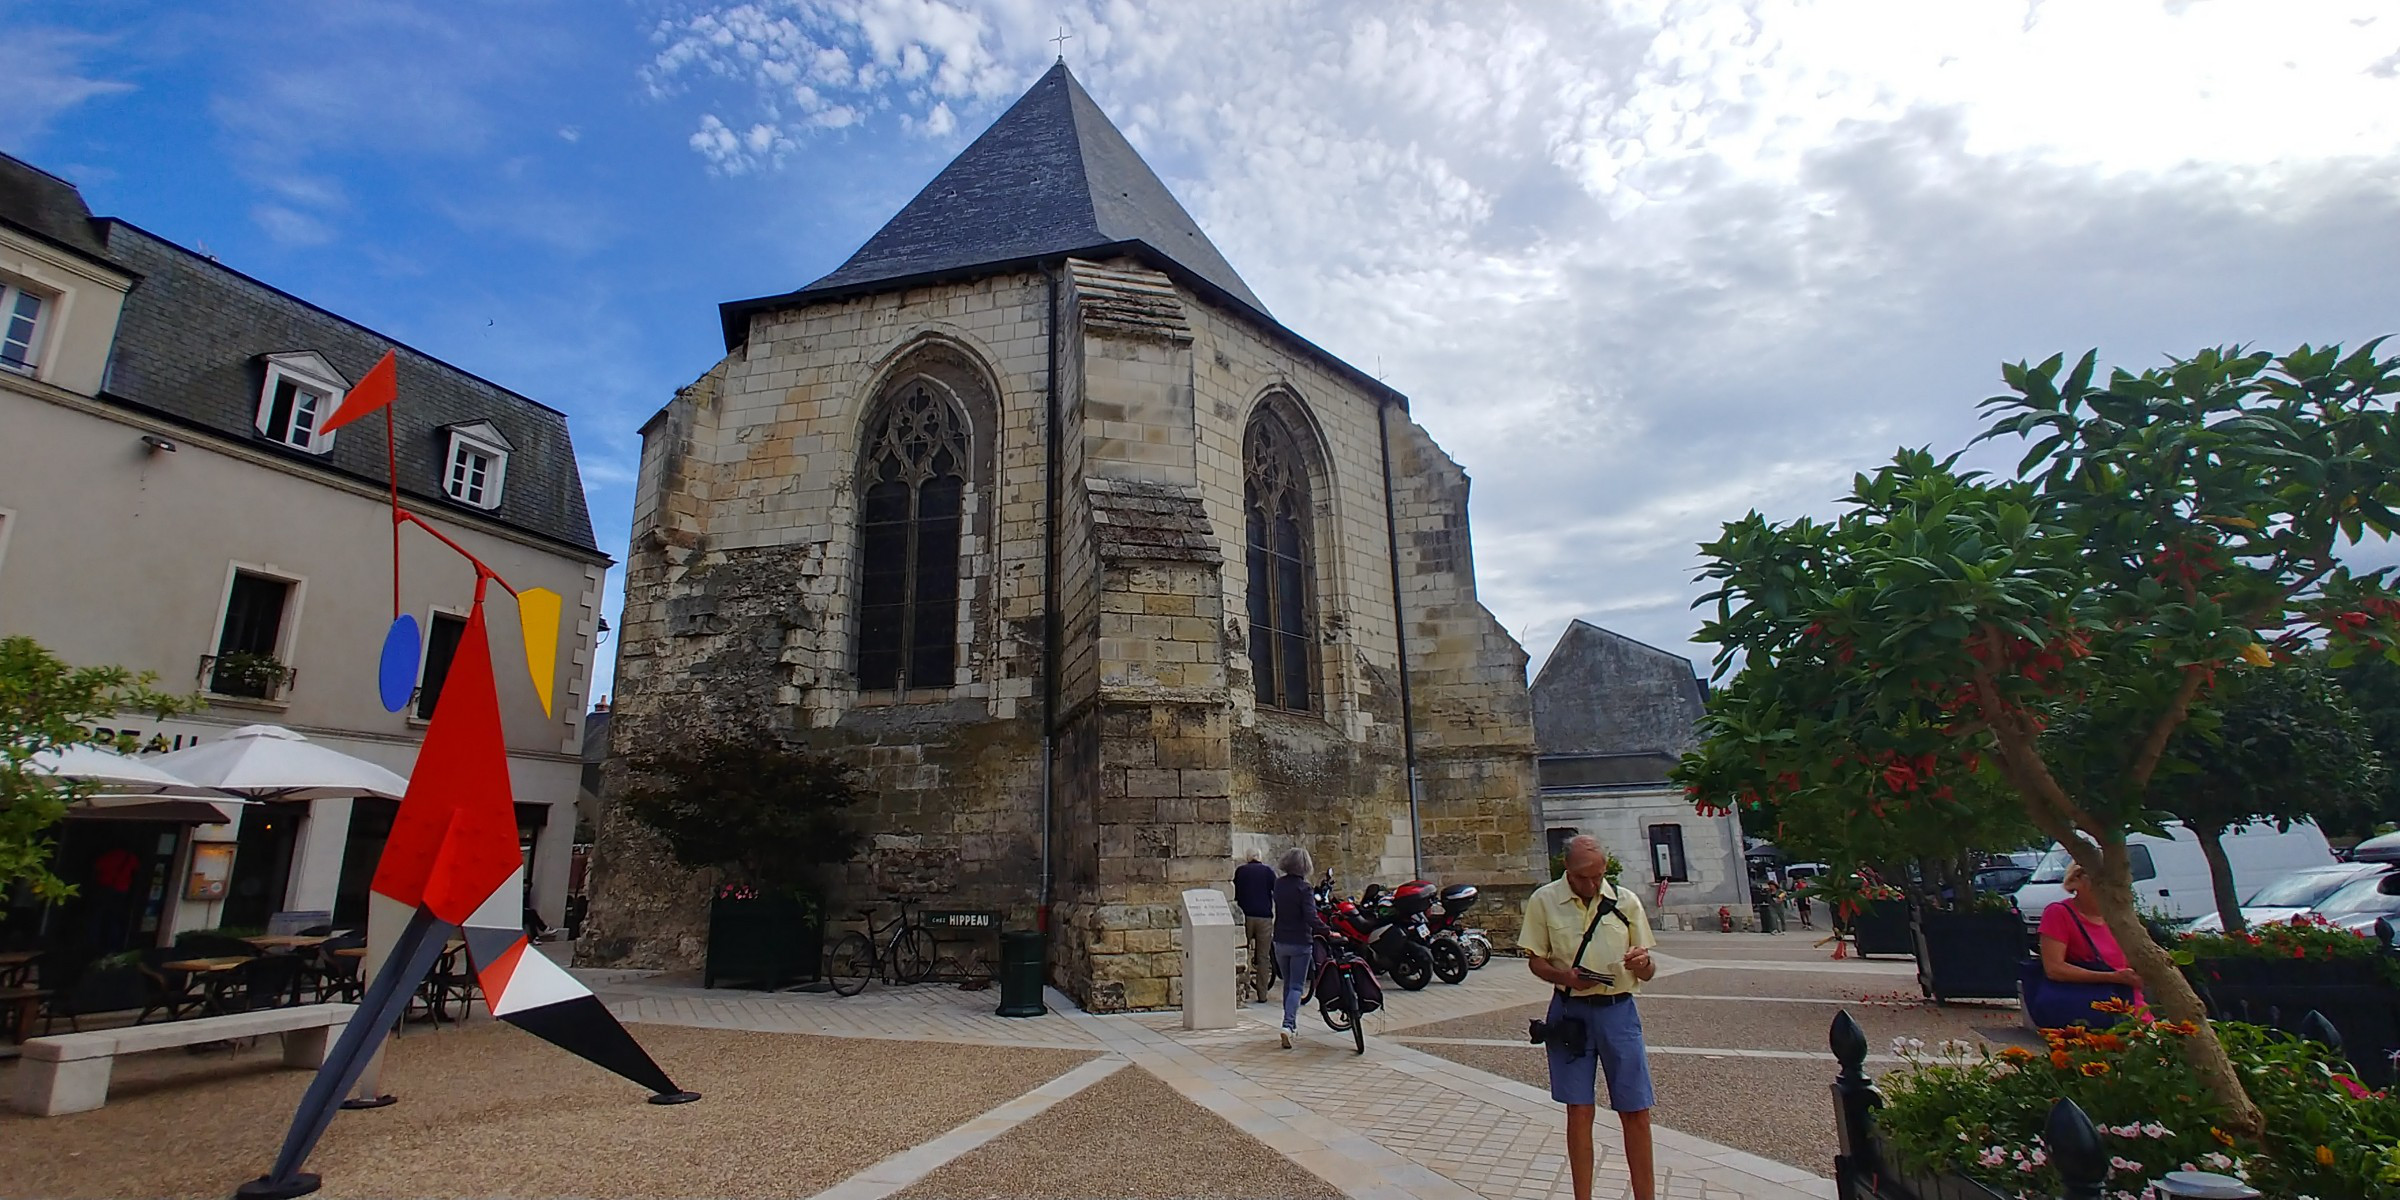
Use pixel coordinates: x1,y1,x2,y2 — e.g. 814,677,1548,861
583,63,1543,1011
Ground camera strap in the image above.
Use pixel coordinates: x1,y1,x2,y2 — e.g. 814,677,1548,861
1567,887,1632,975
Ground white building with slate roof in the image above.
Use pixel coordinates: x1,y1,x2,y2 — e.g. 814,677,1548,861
1532,620,1751,926
0,152,609,962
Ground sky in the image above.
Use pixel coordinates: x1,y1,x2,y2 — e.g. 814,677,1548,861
8,0,2400,702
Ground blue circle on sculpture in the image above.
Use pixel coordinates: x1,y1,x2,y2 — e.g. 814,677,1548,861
377,614,421,712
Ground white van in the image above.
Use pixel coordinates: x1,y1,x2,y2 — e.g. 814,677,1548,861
2014,821,2337,933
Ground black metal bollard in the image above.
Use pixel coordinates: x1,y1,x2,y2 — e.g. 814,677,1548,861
2299,1008,2346,1059
2044,1097,2107,1200
1828,1010,1882,1199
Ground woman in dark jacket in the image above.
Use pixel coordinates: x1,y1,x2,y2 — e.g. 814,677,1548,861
1272,846,1329,1047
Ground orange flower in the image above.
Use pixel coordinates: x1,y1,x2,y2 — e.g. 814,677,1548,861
2090,1034,2125,1052
2211,1127,2235,1147
2092,997,2136,1015
2050,1050,2071,1069
1998,1046,2035,1063
2079,1062,2109,1076
2162,1020,2200,1037
2316,1145,2336,1167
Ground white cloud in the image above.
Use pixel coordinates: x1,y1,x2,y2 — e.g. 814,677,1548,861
642,0,2400,675
0,28,135,153
250,203,335,247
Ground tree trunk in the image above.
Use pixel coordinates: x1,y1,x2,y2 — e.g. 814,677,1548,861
2192,820,2245,934
2083,835,2264,1136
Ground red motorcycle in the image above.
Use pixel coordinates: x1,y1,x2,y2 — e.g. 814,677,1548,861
1313,873,1434,991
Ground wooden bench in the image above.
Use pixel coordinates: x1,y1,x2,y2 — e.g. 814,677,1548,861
10,1002,356,1116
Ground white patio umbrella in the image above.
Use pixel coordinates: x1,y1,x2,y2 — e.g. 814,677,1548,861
150,724,408,801
28,742,253,822
30,743,219,796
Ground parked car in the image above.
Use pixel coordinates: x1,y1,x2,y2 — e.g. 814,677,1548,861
1785,862,1828,884
2351,830,2400,865
2183,862,2393,933
2015,821,2338,932
1973,865,2034,896
2312,870,2400,936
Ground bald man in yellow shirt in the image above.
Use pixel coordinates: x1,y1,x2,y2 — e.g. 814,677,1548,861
1522,835,1657,1200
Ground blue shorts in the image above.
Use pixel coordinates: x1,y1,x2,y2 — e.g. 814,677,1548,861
1545,992,1654,1113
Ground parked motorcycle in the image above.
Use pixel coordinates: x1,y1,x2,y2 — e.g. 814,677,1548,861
1425,883,1493,970
1314,873,1434,990
1362,880,1469,984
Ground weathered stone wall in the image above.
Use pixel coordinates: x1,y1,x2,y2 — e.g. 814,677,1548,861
585,273,1056,969
1382,412,1544,944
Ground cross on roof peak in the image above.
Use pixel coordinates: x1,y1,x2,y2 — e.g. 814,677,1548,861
1053,23,1073,63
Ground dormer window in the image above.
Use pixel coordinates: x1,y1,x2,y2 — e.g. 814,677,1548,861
255,351,350,454
442,421,512,510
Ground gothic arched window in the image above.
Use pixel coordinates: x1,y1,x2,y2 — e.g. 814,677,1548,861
857,383,969,693
1244,407,1314,711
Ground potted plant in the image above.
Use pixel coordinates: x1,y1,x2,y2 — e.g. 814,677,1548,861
1845,876,1915,958
2178,916,2400,1086
1913,890,2027,1003
210,651,289,699
622,736,865,990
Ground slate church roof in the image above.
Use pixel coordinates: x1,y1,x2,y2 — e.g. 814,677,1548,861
721,61,1270,345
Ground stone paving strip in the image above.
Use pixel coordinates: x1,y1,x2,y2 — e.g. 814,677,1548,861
810,1058,1130,1200
1392,1035,1908,1065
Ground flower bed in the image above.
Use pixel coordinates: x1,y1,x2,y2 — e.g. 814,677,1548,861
1875,1007,2400,1199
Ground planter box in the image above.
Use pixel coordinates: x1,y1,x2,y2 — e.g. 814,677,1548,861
1913,909,2027,1003
1852,899,1914,958
2186,958,2400,1087
704,894,822,990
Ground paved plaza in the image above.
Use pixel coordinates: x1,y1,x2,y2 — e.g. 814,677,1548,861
2,932,2036,1199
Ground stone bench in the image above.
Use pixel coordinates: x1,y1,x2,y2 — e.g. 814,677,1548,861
11,1002,355,1117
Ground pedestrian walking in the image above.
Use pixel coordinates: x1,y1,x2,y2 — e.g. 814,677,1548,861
1523,835,1658,1200
1271,846,1328,1048
1234,849,1277,1003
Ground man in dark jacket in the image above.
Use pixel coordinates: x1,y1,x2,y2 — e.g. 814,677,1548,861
1233,850,1277,1002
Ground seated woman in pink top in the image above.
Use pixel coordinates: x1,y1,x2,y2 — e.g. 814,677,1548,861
2035,863,2143,1026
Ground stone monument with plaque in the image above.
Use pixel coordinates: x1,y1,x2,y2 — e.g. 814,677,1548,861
1179,887,1239,1030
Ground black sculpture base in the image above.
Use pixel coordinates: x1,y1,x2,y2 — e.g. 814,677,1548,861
648,1090,702,1105
338,1094,396,1111
234,1171,321,1199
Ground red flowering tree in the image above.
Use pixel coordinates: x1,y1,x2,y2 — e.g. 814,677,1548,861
1675,342,2400,1132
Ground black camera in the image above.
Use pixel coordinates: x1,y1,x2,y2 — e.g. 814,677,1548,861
1528,1015,1589,1059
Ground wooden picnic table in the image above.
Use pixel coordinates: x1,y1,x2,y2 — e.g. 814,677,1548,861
244,935,331,951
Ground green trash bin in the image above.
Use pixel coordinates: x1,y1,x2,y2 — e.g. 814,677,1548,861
996,930,1047,1017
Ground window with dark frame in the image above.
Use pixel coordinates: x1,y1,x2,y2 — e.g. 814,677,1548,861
1244,407,1314,712
212,571,293,698
855,383,968,694
415,612,470,719
1647,824,1690,883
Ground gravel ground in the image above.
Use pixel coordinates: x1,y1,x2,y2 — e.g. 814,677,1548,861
1407,1041,1839,1175
1398,996,2032,1054
1652,932,1866,964
0,1021,1094,1199
896,1065,1341,1200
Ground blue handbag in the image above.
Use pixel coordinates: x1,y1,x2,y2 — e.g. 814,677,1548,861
2023,908,2134,1029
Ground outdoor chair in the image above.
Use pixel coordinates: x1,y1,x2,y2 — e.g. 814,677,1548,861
412,944,479,1024
231,954,307,1011
305,935,364,1003
133,948,202,1024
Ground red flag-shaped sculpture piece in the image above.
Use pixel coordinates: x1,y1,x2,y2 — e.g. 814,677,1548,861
237,386,692,1200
